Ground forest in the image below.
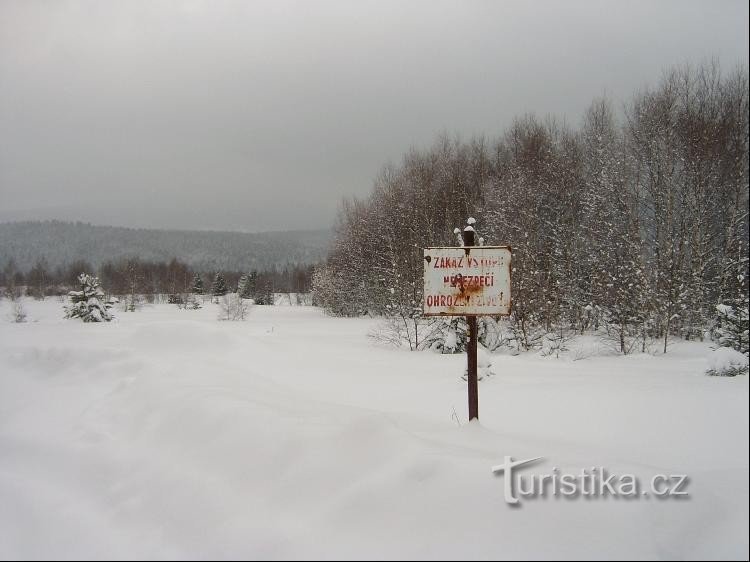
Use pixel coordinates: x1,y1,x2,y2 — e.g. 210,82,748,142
0,221,329,272
314,63,749,354
1,256,314,305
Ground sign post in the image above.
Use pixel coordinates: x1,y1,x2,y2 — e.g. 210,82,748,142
463,226,479,421
423,220,511,422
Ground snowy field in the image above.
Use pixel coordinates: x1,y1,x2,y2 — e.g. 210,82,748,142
1,299,748,560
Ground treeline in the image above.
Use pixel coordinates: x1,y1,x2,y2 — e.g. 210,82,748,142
315,62,749,353
0,257,314,301
0,221,330,272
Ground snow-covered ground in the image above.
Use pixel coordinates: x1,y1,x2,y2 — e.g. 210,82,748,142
1,299,747,560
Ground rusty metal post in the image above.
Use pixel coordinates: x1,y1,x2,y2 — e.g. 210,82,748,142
467,316,479,420
463,225,479,421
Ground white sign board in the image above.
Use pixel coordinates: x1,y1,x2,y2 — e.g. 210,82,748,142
423,246,511,316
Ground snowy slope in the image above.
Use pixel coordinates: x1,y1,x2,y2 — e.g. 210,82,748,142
0,300,747,560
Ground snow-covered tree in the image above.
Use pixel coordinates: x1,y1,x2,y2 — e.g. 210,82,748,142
6,289,27,323
714,302,749,356
64,273,114,322
11,300,27,323
315,62,748,355
123,259,142,312
26,259,49,300
247,271,258,297
192,273,204,295
237,273,254,299
253,277,273,305
211,272,228,301
312,265,338,312
219,293,249,321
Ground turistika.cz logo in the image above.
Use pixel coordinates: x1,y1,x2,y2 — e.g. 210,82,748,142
491,456,689,505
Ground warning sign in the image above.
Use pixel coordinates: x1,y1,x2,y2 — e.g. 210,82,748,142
423,246,511,316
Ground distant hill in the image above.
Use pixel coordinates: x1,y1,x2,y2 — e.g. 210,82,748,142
0,221,331,272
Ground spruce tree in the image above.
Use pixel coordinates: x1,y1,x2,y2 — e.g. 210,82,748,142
714,300,750,356
237,274,252,299
211,272,228,299
64,273,114,322
237,274,246,296
192,273,204,295
254,278,273,305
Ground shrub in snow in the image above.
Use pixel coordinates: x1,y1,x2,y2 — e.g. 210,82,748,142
3,285,22,300
369,315,442,351
507,311,546,352
9,299,27,323
178,293,202,310
4,288,27,323
540,330,571,358
461,348,495,381
219,293,249,321
122,293,141,312
706,347,749,377
427,317,468,353
423,317,507,354
167,294,184,305
372,315,510,354
478,317,507,351
64,273,114,322
601,314,642,355
422,315,580,358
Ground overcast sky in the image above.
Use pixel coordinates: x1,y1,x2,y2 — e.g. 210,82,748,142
0,0,747,232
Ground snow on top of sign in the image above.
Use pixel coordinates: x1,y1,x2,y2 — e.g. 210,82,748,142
467,217,476,225
464,226,475,232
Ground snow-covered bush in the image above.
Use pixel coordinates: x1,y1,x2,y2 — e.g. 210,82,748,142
478,317,507,351
507,311,546,352
3,285,22,300
461,348,495,381
598,307,653,355
368,316,445,351
122,293,141,312
372,315,513,354
178,293,202,310
540,329,572,358
417,314,596,359
218,293,248,321
420,317,508,354
426,317,468,353
167,294,184,305
9,299,27,323
64,274,114,322
4,288,27,323
706,347,749,377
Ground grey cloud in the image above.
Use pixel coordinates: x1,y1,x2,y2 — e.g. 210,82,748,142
1,0,747,231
